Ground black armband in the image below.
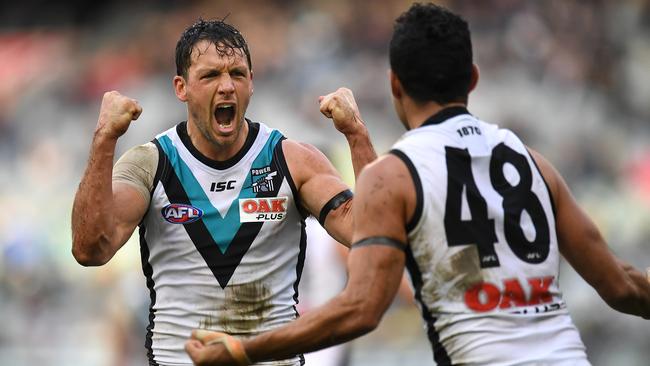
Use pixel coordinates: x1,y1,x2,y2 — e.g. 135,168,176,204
351,236,407,251
318,189,353,226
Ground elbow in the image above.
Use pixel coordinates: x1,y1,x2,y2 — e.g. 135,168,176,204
73,252,108,267
71,237,111,267
349,304,382,336
354,313,380,335
601,282,639,312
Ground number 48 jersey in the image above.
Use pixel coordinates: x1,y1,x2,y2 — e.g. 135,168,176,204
391,107,589,365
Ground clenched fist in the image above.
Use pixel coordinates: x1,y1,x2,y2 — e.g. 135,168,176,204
319,87,365,137
96,91,142,139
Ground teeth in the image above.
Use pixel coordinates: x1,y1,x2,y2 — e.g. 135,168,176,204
215,103,235,127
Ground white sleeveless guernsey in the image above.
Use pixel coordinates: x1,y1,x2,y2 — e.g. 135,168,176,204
391,107,589,366
140,121,306,365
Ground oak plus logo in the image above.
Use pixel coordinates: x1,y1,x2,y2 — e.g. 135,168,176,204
161,203,203,224
239,197,287,222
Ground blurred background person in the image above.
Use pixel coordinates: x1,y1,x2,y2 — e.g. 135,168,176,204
0,1,649,365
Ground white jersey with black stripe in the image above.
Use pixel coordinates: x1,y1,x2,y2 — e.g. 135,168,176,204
391,107,589,365
139,121,306,366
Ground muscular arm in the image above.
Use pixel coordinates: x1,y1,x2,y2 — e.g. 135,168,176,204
71,91,147,266
285,88,377,245
283,140,356,245
529,149,650,319
185,156,411,365
71,136,145,265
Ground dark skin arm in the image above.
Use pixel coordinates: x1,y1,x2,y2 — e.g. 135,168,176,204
529,149,650,318
185,154,413,365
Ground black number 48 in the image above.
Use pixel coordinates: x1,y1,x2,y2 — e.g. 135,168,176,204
444,143,550,268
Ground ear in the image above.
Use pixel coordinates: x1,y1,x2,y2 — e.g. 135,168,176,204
389,69,402,100
173,75,188,102
468,64,480,93
249,70,254,96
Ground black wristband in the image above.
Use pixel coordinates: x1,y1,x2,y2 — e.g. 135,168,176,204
318,189,353,226
351,236,407,251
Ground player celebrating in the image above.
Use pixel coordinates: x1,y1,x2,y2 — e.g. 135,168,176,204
184,4,650,366
71,19,375,366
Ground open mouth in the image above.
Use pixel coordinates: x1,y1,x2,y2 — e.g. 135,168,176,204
214,103,236,127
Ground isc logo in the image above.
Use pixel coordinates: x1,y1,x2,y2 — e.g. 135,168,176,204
239,197,287,222
161,203,203,224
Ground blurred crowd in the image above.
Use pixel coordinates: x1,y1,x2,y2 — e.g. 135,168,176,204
0,0,649,365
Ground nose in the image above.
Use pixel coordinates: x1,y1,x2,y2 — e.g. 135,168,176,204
217,74,235,95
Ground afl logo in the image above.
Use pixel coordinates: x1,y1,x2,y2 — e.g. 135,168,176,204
161,203,203,224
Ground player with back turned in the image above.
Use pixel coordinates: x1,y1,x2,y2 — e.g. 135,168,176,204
71,19,376,366
185,3,650,366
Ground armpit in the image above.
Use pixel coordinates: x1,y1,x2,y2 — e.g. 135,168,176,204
112,142,158,206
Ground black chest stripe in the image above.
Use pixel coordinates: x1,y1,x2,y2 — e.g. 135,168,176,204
153,139,284,288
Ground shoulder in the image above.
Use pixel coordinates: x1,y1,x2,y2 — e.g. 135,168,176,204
280,139,323,158
114,142,159,199
355,153,415,213
280,139,333,175
357,154,411,190
116,142,159,170
353,154,414,235
526,147,563,200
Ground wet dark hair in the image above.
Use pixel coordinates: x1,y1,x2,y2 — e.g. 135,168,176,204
389,3,473,104
175,18,252,77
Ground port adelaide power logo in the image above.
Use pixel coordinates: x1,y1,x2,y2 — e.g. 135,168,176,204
249,165,277,193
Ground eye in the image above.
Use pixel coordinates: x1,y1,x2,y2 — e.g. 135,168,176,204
231,69,246,78
201,71,219,79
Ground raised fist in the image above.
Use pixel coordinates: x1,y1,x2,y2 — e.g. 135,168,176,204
319,87,365,137
96,91,142,139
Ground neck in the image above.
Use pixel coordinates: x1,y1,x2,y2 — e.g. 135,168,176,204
404,100,467,130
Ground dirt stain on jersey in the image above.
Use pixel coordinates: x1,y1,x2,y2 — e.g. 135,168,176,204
447,246,483,294
199,280,273,336
424,246,484,306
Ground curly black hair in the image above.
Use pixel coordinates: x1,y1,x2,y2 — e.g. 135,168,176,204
389,3,473,104
175,18,252,77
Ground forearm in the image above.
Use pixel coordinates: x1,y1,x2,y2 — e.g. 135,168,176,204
243,292,377,362
344,125,376,178
242,245,404,362
71,131,119,265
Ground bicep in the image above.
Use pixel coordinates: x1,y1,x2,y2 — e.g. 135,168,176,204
553,176,628,295
529,149,627,295
112,182,149,247
342,158,413,316
284,141,354,244
110,143,156,247
343,245,406,320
